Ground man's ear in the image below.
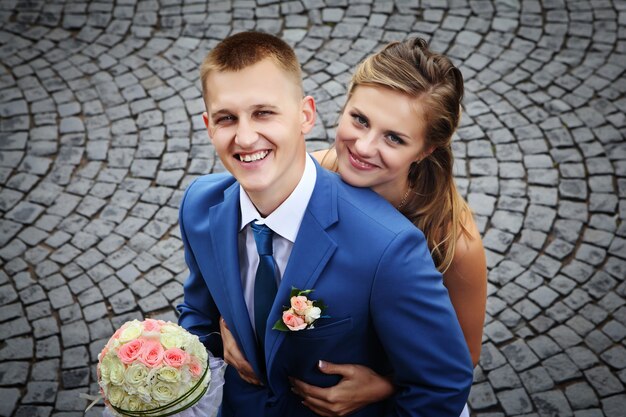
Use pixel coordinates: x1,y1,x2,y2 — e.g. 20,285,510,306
202,112,214,142
300,96,317,135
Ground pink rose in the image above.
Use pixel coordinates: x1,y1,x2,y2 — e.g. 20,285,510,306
283,310,307,331
188,356,203,378
139,340,164,367
290,296,310,315
117,338,144,364
163,348,187,368
143,319,161,333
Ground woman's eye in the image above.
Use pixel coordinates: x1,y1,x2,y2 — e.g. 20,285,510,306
352,113,368,126
386,134,404,145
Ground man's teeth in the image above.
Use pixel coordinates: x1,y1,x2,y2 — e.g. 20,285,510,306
239,150,269,162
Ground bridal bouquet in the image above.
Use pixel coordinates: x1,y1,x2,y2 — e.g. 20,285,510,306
96,319,225,417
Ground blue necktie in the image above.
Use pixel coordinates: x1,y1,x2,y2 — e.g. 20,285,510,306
250,222,278,352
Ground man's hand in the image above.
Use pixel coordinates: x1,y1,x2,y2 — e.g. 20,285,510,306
219,316,262,385
290,360,395,416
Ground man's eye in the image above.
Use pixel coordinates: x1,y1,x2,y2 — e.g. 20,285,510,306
255,110,273,117
216,115,235,124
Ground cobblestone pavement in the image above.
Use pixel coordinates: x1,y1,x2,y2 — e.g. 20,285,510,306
0,0,625,416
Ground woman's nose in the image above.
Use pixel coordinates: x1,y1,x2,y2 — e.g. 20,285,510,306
353,133,376,157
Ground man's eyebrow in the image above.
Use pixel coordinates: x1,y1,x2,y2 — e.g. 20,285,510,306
250,104,280,112
210,109,230,119
210,104,279,119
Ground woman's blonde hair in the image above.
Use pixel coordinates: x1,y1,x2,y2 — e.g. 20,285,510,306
345,38,472,273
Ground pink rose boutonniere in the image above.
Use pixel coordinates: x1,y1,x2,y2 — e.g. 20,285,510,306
273,287,328,332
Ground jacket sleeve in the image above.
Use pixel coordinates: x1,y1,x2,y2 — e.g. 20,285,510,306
371,228,473,417
176,183,223,357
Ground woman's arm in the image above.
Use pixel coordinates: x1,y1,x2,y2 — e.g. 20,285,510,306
293,215,486,415
444,213,487,366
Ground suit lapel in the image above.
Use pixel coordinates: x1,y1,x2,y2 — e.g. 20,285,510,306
208,184,263,377
265,164,339,389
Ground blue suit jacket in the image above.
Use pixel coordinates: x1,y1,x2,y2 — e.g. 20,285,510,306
177,160,473,417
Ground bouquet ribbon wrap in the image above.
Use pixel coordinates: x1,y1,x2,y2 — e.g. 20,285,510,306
101,355,227,417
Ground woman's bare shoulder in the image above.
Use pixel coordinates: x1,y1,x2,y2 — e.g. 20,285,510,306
311,148,337,170
311,149,329,162
450,207,485,283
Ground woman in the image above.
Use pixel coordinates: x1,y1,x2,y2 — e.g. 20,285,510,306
220,38,486,417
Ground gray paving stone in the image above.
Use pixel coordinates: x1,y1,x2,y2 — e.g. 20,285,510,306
0,361,29,385
543,353,583,383
565,382,599,410
497,388,533,415
501,340,540,371
602,394,626,417
61,345,89,370
520,366,555,393
488,364,522,389
531,390,573,417
22,381,58,404
585,366,624,397
60,320,89,347
108,288,136,314
0,387,20,416
484,320,514,344
31,359,59,381
468,381,498,410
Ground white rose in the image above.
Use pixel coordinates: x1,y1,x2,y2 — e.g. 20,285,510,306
119,321,143,343
122,363,148,395
151,381,179,404
160,323,180,334
108,357,126,386
189,339,208,364
304,306,321,324
136,385,152,404
121,395,143,412
160,332,184,350
157,366,181,383
99,357,111,384
107,385,125,407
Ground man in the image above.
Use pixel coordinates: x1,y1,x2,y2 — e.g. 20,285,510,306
177,31,472,416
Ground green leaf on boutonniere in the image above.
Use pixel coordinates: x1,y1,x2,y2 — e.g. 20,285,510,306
290,287,314,298
312,299,327,310
272,319,289,332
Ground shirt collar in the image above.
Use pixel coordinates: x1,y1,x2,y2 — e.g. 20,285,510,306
239,154,317,243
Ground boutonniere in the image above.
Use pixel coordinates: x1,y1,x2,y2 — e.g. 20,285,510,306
272,287,328,331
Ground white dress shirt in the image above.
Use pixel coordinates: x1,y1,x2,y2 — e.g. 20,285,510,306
238,154,317,332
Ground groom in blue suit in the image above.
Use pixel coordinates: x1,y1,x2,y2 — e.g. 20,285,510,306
177,31,472,416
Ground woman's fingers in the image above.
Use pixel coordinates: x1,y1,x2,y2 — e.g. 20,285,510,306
318,360,356,378
291,377,331,401
301,397,342,417
292,363,395,416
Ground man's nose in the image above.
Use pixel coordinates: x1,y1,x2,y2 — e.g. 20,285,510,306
235,118,258,147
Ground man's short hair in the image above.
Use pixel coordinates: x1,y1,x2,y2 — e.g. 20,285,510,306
200,31,303,97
